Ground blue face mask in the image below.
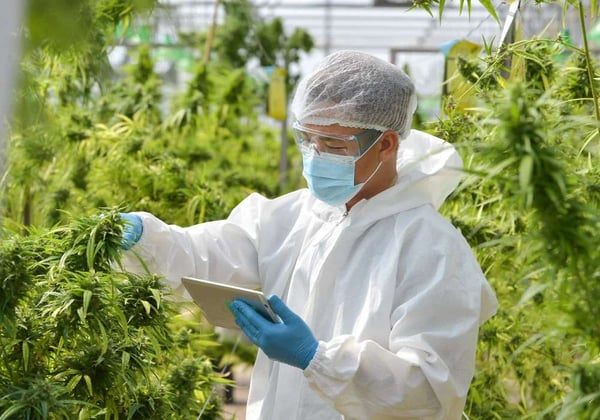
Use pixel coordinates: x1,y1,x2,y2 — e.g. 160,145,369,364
301,147,382,206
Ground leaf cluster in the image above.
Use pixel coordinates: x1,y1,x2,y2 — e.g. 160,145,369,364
427,32,600,417
3,43,304,228
0,210,227,419
214,0,314,71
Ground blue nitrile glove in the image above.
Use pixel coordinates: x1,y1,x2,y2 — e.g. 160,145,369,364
230,295,318,370
119,212,143,250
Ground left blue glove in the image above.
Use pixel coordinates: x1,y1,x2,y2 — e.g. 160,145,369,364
119,212,143,250
230,295,318,370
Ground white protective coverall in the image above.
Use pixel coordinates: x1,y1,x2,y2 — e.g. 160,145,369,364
122,129,498,420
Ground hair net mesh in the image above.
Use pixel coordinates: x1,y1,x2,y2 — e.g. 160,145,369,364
291,50,418,139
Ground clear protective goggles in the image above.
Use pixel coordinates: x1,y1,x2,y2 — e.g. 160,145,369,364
292,121,384,158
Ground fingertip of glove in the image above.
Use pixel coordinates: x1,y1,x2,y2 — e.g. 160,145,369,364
267,294,283,307
227,301,241,316
120,213,143,250
267,295,290,317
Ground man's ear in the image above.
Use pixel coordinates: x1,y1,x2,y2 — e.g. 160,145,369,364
378,131,399,161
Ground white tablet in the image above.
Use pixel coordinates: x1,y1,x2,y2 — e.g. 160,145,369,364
181,276,279,329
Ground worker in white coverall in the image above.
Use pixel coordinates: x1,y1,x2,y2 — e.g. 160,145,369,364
120,50,498,420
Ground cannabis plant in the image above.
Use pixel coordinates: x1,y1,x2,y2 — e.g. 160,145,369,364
430,24,600,417
0,210,228,419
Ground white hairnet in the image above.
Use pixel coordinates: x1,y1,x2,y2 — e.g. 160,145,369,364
291,50,418,139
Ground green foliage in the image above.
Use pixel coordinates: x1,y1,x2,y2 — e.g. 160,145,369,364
26,0,156,53
215,0,314,68
0,237,37,320
4,0,312,228
3,44,302,228
210,0,314,95
410,0,499,24
558,362,600,419
0,211,226,419
98,46,163,123
429,29,600,417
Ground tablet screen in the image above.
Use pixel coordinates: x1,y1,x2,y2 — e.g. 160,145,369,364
181,276,278,329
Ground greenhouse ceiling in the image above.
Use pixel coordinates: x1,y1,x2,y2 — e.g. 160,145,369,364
111,0,585,108
157,0,509,58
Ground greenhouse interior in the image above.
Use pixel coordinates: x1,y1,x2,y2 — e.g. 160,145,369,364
1,0,599,419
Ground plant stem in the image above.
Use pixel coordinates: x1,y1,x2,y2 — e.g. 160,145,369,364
578,1,600,128
203,0,221,64
23,186,31,228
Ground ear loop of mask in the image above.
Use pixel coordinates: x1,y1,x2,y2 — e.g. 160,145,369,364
359,160,382,188
355,132,387,187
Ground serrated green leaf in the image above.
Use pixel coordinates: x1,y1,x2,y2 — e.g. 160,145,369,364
150,287,161,308
98,321,108,353
518,283,549,306
439,0,446,22
77,307,86,322
41,401,48,418
577,129,599,156
142,300,152,315
479,0,499,22
128,403,145,420
94,240,104,263
83,289,92,317
67,374,83,392
84,374,93,396
87,227,97,271
519,155,534,191
79,407,92,420
22,341,29,372
0,404,26,420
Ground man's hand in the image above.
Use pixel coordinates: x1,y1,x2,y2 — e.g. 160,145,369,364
230,295,318,370
120,213,143,250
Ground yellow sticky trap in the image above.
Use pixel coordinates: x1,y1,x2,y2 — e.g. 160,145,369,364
444,40,482,110
268,68,287,121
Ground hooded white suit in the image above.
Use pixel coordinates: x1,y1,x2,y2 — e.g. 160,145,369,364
122,130,498,420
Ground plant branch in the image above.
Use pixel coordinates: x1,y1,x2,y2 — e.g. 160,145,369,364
203,0,221,64
578,1,600,128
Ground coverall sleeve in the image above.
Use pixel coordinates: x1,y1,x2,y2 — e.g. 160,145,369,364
303,217,495,419
120,193,266,296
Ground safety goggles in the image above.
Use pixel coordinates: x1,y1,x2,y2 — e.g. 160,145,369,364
292,121,384,158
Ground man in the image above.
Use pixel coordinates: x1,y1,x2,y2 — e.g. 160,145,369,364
121,50,497,419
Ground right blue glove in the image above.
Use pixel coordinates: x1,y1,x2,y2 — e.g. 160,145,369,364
230,295,318,370
120,213,143,250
